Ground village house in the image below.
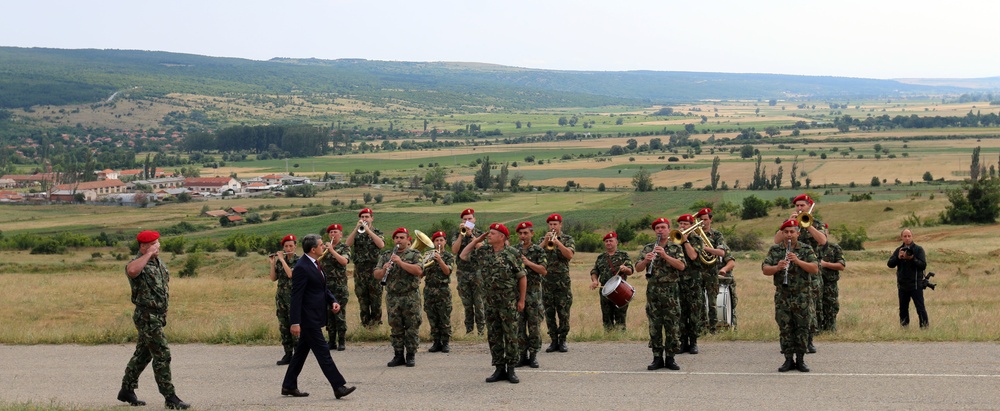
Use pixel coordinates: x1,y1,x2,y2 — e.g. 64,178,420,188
50,179,127,202
184,177,241,195
130,176,185,191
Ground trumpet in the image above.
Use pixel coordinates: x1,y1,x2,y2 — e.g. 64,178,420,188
357,220,368,234
543,229,558,251
460,222,472,237
797,203,816,229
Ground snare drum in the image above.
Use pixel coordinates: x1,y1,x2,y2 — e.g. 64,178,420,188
601,275,635,308
715,283,733,327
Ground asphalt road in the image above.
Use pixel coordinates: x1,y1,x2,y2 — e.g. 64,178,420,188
2,341,999,410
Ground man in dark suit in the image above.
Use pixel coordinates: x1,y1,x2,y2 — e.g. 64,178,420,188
281,234,356,400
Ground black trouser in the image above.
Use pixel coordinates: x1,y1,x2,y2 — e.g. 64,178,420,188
898,287,929,328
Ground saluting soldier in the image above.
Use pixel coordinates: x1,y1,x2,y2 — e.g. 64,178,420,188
589,232,634,331
374,228,424,368
675,214,707,354
118,230,190,410
346,208,386,327
270,234,300,365
423,231,455,353
542,213,575,353
763,219,819,372
451,208,486,335
818,223,846,332
634,218,686,371
513,221,547,369
320,224,351,351
461,223,527,384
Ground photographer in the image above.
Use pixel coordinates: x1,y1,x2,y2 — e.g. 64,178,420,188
887,229,929,328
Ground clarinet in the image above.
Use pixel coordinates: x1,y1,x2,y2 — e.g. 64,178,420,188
380,245,400,286
782,240,791,286
646,234,662,278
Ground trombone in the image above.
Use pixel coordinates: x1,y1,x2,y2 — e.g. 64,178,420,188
797,203,816,229
668,220,718,265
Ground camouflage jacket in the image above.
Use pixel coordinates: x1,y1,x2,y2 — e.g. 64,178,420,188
798,217,825,252
319,243,351,289
704,228,734,268
818,242,846,280
638,242,685,285
423,251,455,288
543,233,575,274
453,227,483,272
590,250,634,286
352,228,385,266
128,255,170,313
683,234,713,274
471,245,526,294
518,243,547,291
763,242,818,290
274,253,300,293
377,248,422,296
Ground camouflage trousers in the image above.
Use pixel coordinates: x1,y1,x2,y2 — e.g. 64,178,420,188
599,294,628,331
646,282,680,355
703,270,720,332
809,276,824,334
387,293,422,352
456,269,485,333
517,290,543,354
485,290,521,366
775,288,811,355
275,292,296,356
354,262,383,327
326,285,349,338
821,273,839,332
122,310,175,397
678,276,705,341
543,274,573,340
423,285,453,340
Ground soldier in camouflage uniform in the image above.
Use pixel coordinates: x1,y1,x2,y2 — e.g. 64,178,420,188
118,230,190,410
270,234,300,365
320,224,351,351
461,223,527,384
675,214,707,354
774,194,827,353
635,218,686,371
542,213,575,353
763,219,820,372
423,231,455,353
589,232,634,331
373,227,423,368
513,221,547,369
346,208,386,327
696,208,730,333
451,208,486,335
817,223,846,332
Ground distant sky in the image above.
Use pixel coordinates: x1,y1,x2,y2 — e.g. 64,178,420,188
4,0,997,79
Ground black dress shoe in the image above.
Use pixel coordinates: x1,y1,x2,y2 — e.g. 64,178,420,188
281,387,309,397
333,385,356,399
164,394,190,410
277,353,292,365
117,388,146,406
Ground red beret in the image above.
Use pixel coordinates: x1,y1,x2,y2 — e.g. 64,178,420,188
651,217,670,229
460,208,475,218
516,221,533,231
603,232,618,241
432,231,447,241
547,213,562,222
392,227,408,237
136,230,159,243
677,214,695,224
824,223,829,229
358,208,373,217
326,224,342,233
780,219,799,230
490,223,510,238
792,194,814,205
281,234,296,244
695,208,712,218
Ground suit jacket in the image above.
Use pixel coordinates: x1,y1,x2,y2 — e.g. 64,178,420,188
289,255,339,329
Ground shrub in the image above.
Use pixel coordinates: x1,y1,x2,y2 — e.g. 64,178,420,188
614,220,636,244
179,252,202,277
717,225,763,252
161,236,187,255
835,224,868,250
574,232,603,253
741,195,771,220
30,239,66,254
773,196,791,209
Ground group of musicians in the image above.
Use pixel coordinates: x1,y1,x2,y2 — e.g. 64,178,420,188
266,194,846,381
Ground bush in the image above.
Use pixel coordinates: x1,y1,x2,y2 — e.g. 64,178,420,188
614,220,636,245
835,224,869,250
773,196,790,209
300,207,326,217
574,232,603,253
186,238,220,253
849,192,873,202
717,225,763,252
740,195,771,220
179,252,202,277
30,239,66,254
161,236,187,255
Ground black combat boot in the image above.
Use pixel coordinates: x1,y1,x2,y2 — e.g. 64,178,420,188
117,387,146,406
428,339,442,353
795,353,810,372
778,354,795,372
665,355,680,370
545,338,559,353
679,336,691,353
647,351,664,370
440,337,450,353
558,337,568,353
485,365,508,383
387,350,405,367
688,337,699,354
527,351,539,368
514,351,528,368
405,350,416,367
337,333,346,351
164,394,190,410
507,366,520,384
276,352,292,366
807,336,817,353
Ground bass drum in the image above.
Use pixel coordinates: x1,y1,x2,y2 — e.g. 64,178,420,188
715,283,733,327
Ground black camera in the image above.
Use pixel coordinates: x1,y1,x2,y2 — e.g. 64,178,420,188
920,272,936,291
901,246,914,257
